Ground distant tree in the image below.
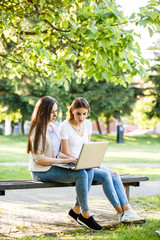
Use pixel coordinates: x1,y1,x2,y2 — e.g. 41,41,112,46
129,96,159,129
0,76,64,133
65,77,142,133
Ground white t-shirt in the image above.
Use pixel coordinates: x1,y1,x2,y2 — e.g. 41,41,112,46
59,119,92,158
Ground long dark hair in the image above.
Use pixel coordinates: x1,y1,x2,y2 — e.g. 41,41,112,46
26,96,58,154
69,97,90,120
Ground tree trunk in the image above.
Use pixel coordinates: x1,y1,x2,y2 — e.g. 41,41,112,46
11,122,15,134
105,115,111,134
96,118,102,135
21,119,25,134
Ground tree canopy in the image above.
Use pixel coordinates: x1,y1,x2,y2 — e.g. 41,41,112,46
0,0,160,86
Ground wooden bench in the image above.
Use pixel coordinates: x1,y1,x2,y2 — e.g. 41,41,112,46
0,174,148,200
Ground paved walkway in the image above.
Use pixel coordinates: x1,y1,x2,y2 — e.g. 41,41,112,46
0,180,160,238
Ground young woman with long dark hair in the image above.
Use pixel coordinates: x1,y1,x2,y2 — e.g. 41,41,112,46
27,96,102,231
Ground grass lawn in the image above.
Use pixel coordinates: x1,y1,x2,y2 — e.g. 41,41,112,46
0,166,31,180
109,166,160,181
0,134,160,180
0,165,159,181
0,195,160,240
0,134,160,163
92,134,160,163
0,135,28,162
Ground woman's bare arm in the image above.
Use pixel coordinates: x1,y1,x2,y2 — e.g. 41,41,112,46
61,139,77,159
36,155,77,166
88,134,91,142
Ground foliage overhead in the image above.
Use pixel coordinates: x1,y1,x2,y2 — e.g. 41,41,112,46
0,0,160,86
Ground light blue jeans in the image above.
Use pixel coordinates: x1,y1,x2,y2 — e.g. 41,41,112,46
31,166,93,212
93,165,129,207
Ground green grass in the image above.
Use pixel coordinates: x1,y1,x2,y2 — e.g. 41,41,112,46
0,135,28,162
0,165,159,181
109,166,160,181
0,166,31,180
0,221,160,240
0,134,160,163
92,134,160,163
131,195,160,210
0,134,160,180
0,205,160,240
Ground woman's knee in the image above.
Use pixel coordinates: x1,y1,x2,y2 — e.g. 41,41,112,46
112,172,121,182
95,169,111,181
113,171,119,176
77,169,88,179
87,168,94,178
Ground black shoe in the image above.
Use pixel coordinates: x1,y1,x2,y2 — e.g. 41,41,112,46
68,209,82,226
78,213,102,231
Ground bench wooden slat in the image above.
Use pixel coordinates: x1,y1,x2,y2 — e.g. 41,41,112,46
0,175,149,191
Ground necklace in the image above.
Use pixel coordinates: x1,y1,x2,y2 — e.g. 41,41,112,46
73,124,83,136
69,120,84,136
77,126,81,132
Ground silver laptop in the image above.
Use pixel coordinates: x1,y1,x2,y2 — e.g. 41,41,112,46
53,141,109,170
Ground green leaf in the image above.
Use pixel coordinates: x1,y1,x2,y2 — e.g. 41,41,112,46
111,76,118,83
90,24,97,33
139,66,146,77
150,0,159,6
40,0,45,9
99,39,109,50
62,0,70,7
70,20,77,30
126,63,133,72
102,72,109,80
32,0,37,4
148,27,153,37
84,0,89,6
129,12,136,20
1,13,5,21
93,1,100,13
112,9,120,16
41,48,50,59
128,52,134,62
138,19,148,26
4,22,9,30
61,19,69,29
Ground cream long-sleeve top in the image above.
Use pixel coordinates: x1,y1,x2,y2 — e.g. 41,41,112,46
28,123,61,172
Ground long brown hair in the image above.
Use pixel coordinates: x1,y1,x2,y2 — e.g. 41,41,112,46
26,96,58,154
69,97,90,120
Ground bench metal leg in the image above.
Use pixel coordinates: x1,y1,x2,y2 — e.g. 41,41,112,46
125,186,130,201
0,190,5,196
123,184,130,201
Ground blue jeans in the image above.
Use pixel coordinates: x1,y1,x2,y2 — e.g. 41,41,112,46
93,165,128,207
32,166,93,212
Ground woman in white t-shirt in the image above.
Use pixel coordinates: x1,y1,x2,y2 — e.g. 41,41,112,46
60,97,145,224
